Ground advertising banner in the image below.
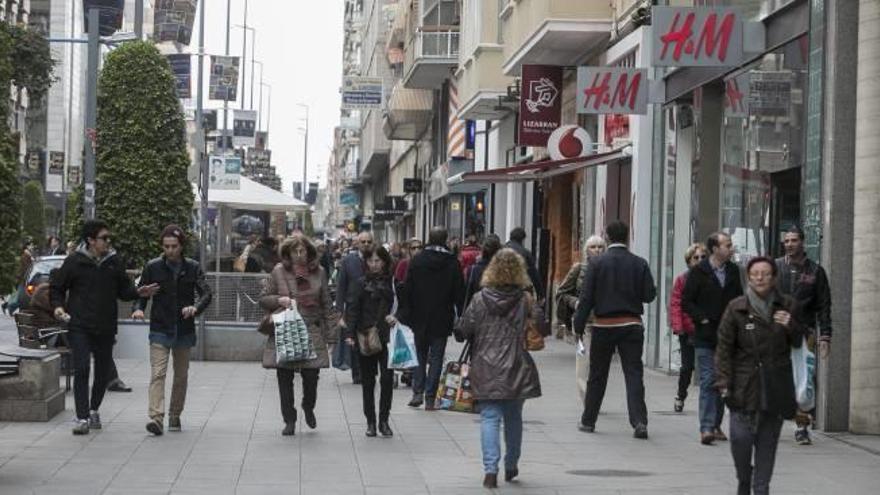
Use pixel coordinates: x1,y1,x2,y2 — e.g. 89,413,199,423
518,65,563,147
68,167,82,187
341,77,383,109
209,56,239,101
82,0,124,36
209,155,240,190
652,7,744,67
45,151,65,193
167,54,192,99
233,110,257,148
153,0,197,45
577,67,648,115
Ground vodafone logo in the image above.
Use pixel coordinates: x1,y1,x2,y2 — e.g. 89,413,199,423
547,125,593,161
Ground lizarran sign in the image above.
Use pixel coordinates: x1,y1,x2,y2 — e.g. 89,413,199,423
652,6,744,68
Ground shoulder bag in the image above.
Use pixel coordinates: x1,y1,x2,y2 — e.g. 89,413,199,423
521,294,545,351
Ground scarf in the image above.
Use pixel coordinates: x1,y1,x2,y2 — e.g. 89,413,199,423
746,287,775,323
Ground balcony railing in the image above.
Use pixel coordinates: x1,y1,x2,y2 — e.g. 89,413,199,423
415,30,460,59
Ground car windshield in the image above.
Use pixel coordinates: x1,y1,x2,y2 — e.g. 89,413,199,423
27,258,65,283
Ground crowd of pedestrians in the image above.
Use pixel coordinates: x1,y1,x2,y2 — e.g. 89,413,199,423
2,215,832,494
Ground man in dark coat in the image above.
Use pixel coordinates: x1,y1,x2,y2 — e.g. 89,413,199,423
682,231,744,445
399,226,465,409
50,219,158,435
505,227,544,300
335,231,373,383
573,221,656,439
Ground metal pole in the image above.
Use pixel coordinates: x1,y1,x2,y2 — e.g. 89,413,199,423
135,0,144,39
257,68,264,132
250,30,256,110
222,0,231,155
197,0,208,360
302,106,309,201
83,8,99,220
240,0,248,110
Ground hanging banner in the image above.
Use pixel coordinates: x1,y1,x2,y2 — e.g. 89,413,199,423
45,151,65,193
233,110,257,148
577,67,648,115
68,167,82,187
518,65,563,147
153,0,197,45
209,155,241,190
652,7,744,67
341,77,383,109
166,54,192,99
82,0,124,36
209,56,239,101
202,109,218,131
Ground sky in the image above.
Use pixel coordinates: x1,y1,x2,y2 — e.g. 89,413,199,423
191,0,344,193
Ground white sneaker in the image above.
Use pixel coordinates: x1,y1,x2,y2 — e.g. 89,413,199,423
72,418,89,435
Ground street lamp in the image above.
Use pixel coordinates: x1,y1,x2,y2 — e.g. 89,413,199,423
234,22,256,110
297,103,309,203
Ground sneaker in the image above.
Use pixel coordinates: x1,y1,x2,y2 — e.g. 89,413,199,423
168,416,181,432
378,421,393,437
633,424,648,439
713,428,728,441
365,423,377,437
504,467,519,482
700,431,715,445
88,410,102,430
578,422,595,433
674,397,684,413
281,423,296,436
72,418,89,435
146,419,163,436
795,428,812,445
482,473,498,488
107,378,132,392
407,394,423,408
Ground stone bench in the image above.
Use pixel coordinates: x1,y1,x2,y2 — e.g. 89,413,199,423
0,346,65,422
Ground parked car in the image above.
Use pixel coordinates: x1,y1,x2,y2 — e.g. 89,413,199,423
17,255,66,310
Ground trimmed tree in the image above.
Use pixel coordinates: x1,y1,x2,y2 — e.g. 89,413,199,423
21,180,46,242
83,41,192,268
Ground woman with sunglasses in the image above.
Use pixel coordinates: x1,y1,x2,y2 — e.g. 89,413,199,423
669,243,707,413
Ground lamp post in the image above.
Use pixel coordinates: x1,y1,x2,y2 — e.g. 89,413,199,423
297,103,309,203
235,24,256,110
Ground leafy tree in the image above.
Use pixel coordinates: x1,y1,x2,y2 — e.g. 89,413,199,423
69,41,192,268
21,180,46,243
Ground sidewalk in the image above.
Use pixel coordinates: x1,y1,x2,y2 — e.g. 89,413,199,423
1,317,879,494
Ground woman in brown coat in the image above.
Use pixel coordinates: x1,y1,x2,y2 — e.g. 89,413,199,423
715,256,804,495
456,248,541,489
260,235,337,436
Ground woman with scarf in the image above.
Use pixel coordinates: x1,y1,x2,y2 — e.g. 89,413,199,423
344,246,397,437
715,256,804,495
555,235,606,337
260,235,337,436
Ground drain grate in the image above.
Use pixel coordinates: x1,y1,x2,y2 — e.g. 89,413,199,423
566,469,652,478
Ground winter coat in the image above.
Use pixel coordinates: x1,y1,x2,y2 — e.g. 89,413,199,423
259,262,337,369
49,246,139,335
555,261,587,325
344,273,395,343
135,256,212,338
669,271,695,336
459,245,481,280
505,240,544,298
775,256,832,340
455,287,542,401
682,259,744,348
398,246,464,340
715,293,805,413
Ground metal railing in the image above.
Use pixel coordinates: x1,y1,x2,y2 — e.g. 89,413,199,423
415,30,460,59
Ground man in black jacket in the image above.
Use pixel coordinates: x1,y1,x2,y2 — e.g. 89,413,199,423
399,226,464,410
335,231,373,383
132,225,212,436
506,227,544,299
573,221,656,439
682,231,743,445
51,219,159,435
775,225,831,445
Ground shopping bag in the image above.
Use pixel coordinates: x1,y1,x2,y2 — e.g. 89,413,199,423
576,337,588,404
436,343,475,413
272,302,317,365
387,322,418,369
791,337,816,411
332,327,352,370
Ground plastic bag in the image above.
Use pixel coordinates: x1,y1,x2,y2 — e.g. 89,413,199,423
387,322,418,369
272,302,317,365
576,337,588,404
791,336,816,411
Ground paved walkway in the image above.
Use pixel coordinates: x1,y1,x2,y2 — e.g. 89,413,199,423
1,316,880,494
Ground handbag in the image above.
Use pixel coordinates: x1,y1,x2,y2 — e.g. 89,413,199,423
357,326,383,356
436,342,475,413
522,295,545,351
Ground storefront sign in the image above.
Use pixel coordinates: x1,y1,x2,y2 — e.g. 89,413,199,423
547,125,593,161
518,65,563,147
341,77,383,109
167,54,192,99
724,73,750,117
403,178,423,193
209,56,239,101
652,7,743,67
375,196,407,221
209,155,240,190
604,114,630,147
153,0,197,45
233,110,257,148
339,187,359,206
577,67,648,115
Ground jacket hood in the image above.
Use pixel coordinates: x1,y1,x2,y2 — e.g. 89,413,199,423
75,242,117,266
418,246,457,271
482,287,524,316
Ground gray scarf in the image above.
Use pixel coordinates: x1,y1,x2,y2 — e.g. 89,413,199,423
746,287,775,322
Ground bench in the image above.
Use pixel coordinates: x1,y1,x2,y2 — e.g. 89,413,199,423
0,346,65,421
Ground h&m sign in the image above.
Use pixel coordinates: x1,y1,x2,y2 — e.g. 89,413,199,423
577,67,648,115
652,7,744,67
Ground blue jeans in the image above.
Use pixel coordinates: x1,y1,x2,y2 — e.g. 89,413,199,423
696,347,724,433
479,399,524,474
412,335,447,400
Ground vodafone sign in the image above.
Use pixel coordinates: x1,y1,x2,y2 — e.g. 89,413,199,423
547,125,593,161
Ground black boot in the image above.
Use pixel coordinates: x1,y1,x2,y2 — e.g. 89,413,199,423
282,423,296,436
304,409,317,429
378,420,393,437
365,423,377,437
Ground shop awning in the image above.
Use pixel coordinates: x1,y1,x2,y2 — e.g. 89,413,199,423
192,176,309,212
458,147,630,183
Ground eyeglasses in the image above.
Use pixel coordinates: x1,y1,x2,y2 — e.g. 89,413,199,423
691,254,706,260
97,235,111,242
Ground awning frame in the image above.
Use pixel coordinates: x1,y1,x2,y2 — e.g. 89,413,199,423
459,147,631,183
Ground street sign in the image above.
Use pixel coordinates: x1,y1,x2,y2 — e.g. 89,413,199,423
518,65,563,147
652,6,744,67
341,77,383,109
153,0,197,46
209,155,240,190
209,56,239,101
167,54,192,99
577,67,648,115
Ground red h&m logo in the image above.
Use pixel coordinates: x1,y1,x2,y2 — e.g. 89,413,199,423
653,7,742,67
577,68,648,115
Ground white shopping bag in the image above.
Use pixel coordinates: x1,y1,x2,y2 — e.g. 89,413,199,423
576,336,588,404
387,322,419,370
791,336,816,411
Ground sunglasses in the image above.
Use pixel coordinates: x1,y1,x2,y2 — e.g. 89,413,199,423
691,254,706,261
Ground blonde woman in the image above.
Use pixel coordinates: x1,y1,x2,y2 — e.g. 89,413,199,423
669,243,707,413
456,248,542,488
556,235,606,335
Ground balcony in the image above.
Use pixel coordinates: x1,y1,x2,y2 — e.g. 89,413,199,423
403,29,460,89
383,81,433,140
359,108,390,181
456,47,513,121
500,0,613,75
